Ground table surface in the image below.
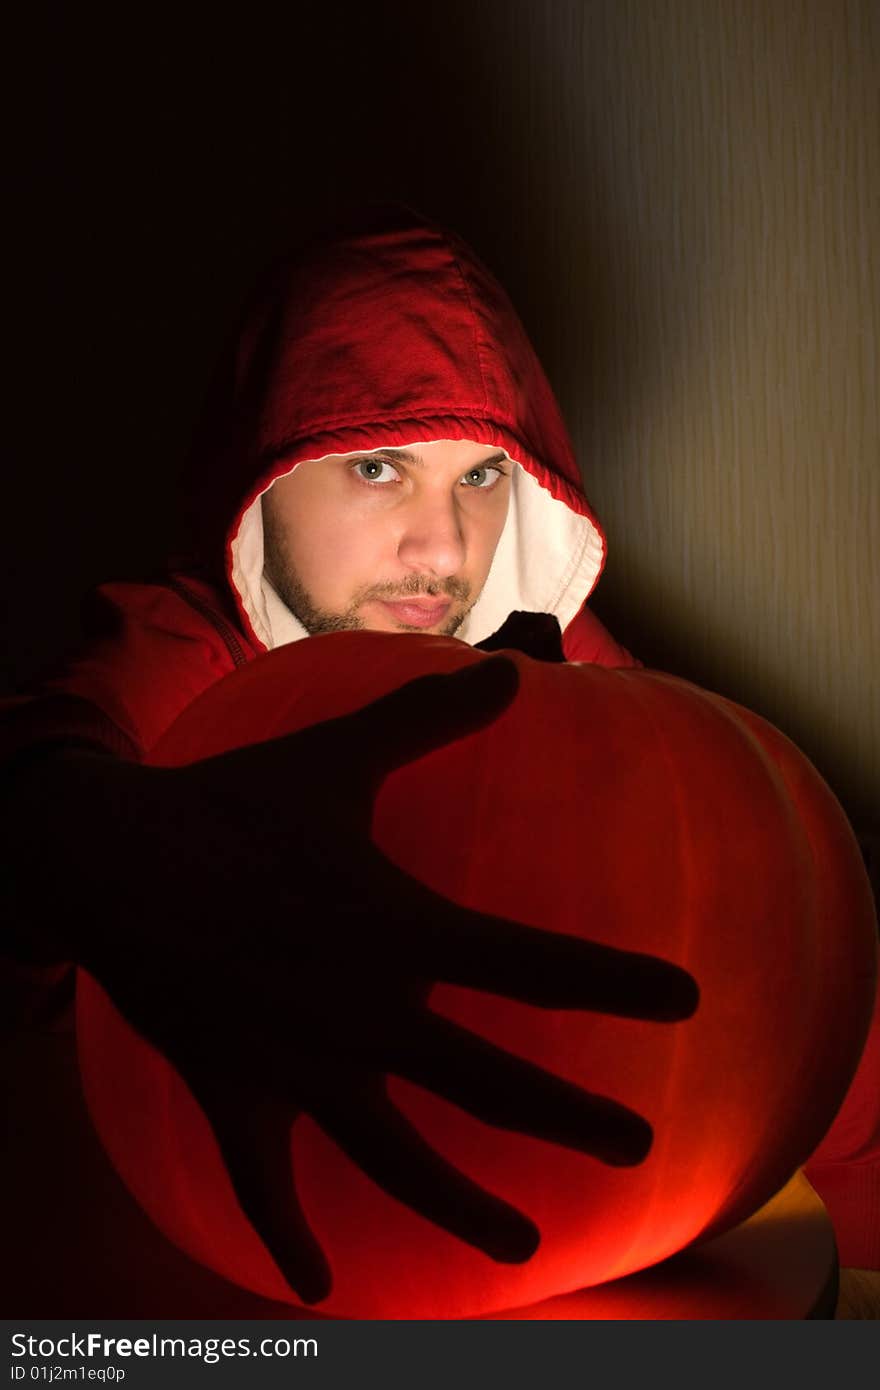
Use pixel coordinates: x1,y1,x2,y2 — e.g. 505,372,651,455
0,1019,838,1320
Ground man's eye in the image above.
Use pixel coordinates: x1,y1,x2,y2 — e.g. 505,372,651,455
354,458,400,484
461,466,503,489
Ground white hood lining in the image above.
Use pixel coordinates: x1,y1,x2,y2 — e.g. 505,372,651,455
230,445,603,652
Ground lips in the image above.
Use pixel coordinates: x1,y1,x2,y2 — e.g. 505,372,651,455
379,599,452,629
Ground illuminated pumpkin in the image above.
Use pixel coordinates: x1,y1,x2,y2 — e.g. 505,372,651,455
76,632,877,1318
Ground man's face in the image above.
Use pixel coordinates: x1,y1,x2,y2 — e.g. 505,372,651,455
261,440,512,637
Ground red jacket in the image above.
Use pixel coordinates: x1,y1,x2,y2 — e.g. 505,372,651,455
3,202,877,1271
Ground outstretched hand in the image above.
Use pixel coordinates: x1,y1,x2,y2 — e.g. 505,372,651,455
16,658,698,1304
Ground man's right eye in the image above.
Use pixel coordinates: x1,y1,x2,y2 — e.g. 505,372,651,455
353,458,401,485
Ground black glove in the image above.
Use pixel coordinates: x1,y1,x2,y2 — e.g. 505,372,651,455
475,611,566,662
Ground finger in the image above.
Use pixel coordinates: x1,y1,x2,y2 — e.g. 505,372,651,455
190,1083,332,1305
312,1084,540,1263
383,1010,654,1166
326,655,519,784
373,877,699,1022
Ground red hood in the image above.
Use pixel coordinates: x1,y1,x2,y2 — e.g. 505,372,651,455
183,203,606,651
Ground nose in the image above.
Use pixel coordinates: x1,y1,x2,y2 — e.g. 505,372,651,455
396,489,466,579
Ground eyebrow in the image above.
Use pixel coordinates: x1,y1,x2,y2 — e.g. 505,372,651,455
373,447,509,468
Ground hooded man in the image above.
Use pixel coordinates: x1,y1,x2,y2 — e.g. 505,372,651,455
2,204,877,1304
4,202,636,765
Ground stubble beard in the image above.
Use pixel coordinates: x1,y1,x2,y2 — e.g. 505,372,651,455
262,527,477,639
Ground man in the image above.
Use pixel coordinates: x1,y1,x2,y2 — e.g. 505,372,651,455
3,204,876,1306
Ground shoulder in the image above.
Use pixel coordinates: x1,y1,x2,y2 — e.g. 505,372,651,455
562,602,642,669
4,572,261,762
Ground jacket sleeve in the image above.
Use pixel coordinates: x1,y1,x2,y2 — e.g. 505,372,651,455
1,574,257,1032
1,575,256,766
803,979,880,1270
561,602,643,668
803,834,880,1270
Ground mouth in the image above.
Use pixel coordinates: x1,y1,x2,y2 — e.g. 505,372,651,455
377,598,453,629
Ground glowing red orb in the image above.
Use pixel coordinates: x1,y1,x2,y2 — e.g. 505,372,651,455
76,633,877,1318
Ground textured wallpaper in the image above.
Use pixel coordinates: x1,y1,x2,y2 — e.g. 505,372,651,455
446,0,879,834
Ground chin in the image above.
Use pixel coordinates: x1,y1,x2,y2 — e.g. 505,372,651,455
369,620,453,637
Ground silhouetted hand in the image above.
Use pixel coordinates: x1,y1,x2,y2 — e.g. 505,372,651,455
7,658,698,1305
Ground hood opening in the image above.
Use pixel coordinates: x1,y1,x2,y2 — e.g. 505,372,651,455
230,442,604,652
182,204,608,643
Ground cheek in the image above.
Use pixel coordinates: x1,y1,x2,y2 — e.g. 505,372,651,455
466,497,510,580
294,507,393,601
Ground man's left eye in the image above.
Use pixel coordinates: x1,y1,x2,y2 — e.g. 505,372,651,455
461,466,503,489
